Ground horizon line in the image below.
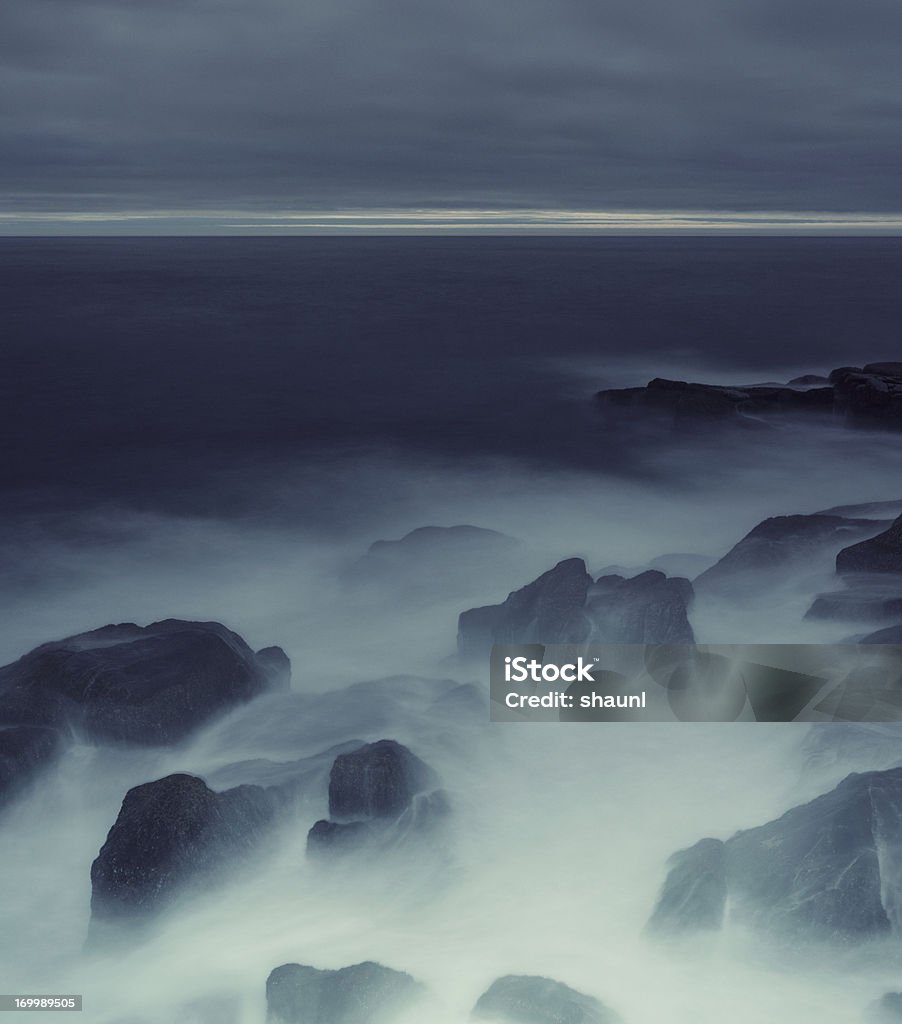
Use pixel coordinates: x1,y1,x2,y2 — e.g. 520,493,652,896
2,207,902,235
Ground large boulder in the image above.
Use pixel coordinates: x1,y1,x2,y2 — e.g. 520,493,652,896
458,559,593,659
472,975,620,1024
837,515,902,575
90,773,278,930
696,515,888,593
649,767,902,941
647,838,726,934
0,725,64,808
586,571,694,644
0,619,290,745
266,961,422,1024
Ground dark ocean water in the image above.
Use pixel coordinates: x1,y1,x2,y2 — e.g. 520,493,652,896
3,236,902,516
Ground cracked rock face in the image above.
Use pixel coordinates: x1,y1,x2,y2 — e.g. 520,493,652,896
650,767,902,941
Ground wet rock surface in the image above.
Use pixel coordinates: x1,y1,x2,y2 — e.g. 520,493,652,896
650,767,902,940
0,619,290,745
90,773,279,931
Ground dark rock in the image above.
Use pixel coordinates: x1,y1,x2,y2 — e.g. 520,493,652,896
597,364,902,430
861,625,902,644
90,773,278,929
472,974,620,1024
830,366,902,429
596,376,834,421
266,961,422,1024
587,570,694,644
651,768,902,941
0,620,289,745
837,515,902,575
458,559,693,657
457,559,593,659
647,838,727,934
328,739,438,820
255,646,292,689
0,725,64,808
307,740,445,855
696,515,888,592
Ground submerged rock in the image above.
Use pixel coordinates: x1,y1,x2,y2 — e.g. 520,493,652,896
647,837,726,934
472,974,620,1024
0,619,290,745
696,514,887,593
266,961,422,1024
0,724,64,808
90,773,278,931
837,515,902,575
650,767,902,941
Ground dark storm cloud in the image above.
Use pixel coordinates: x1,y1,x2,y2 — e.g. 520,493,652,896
1,0,902,217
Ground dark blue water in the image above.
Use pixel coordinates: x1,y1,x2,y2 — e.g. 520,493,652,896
3,236,901,514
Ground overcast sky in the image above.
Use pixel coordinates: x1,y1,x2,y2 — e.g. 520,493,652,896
2,0,902,231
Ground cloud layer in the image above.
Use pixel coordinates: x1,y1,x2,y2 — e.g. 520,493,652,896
3,0,902,218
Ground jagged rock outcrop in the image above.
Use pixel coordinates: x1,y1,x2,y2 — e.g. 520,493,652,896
306,740,447,855
0,619,290,745
647,837,727,934
458,559,593,658
596,363,902,430
649,767,902,940
458,559,694,657
266,961,422,1024
696,514,888,593
90,773,278,931
837,515,902,575
472,974,621,1024
0,724,64,808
